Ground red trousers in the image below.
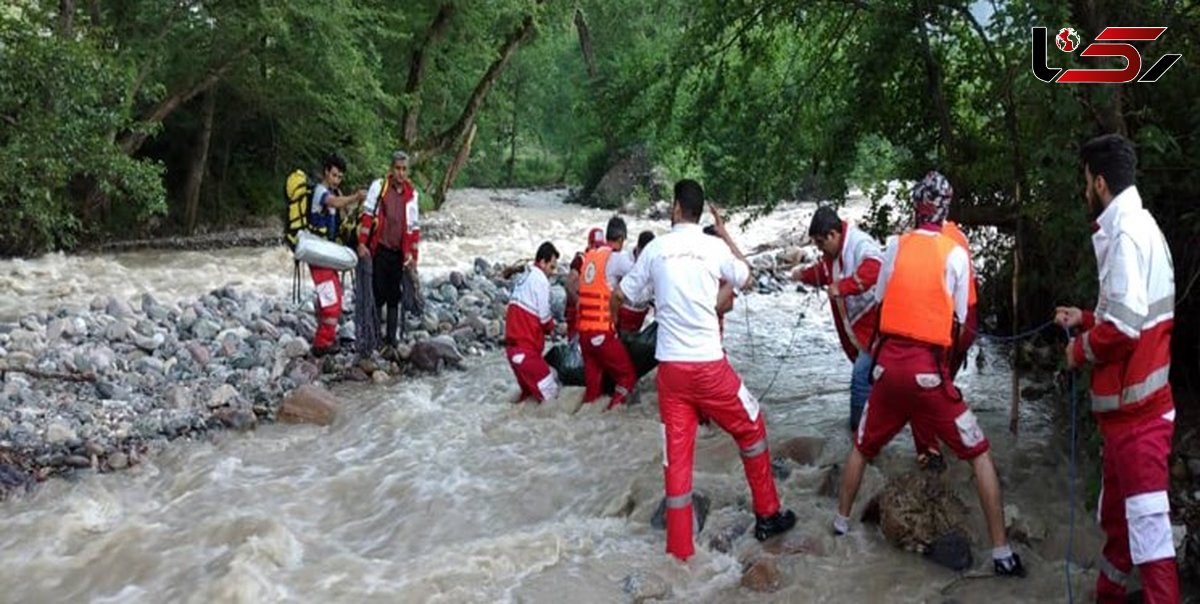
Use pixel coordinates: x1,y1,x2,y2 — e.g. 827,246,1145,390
911,306,977,456
658,359,780,560
1096,409,1178,603
310,266,343,349
580,331,637,407
506,347,559,402
856,339,989,461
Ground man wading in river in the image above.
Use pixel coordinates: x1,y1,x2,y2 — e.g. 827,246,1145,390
614,179,796,560
832,171,1025,578
505,242,562,403
1056,134,1178,603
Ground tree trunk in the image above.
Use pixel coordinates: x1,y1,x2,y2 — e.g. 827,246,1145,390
87,0,101,27
913,1,955,163
183,93,217,235
401,3,457,150
419,11,540,158
507,75,520,186
437,123,478,210
119,46,250,156
574,8,617,154
59,0,76,38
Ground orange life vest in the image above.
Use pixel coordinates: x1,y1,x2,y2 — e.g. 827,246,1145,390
941,221,977,307
578,247,613,333
879,233,958,347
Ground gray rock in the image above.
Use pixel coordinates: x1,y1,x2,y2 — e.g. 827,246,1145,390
135,356,165,375
65,317,88,339
458,295,481,310
191,319,220,341
438,283,459,304
106,297,134,319
18,314,41,331
421,313,440,333
107,452,129,470
410,336,465,373
105,320,132,342
449,271,467,289
168,386,193,409
253,319,280,339
46,422,77,444
4,351,34,367
474,257,490,274
622,571,672,603
187,342,211,366
95,380,129,400
282,338,309,359
65,455,92,469
46,319,67,341
8,329,41,352
134,333,165,352
179,307,199,330
88,346,116,373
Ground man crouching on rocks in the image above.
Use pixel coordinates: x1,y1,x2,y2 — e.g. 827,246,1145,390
504,242,562,403
612,179,795,560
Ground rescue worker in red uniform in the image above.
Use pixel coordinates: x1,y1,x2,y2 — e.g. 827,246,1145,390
308,154,365,356
792,206,882,432
833,171,1025,578
578,216,639,409
566,228,605,341
613,180,795,560
617,231,656,334
357,151,422,347
1056,134,1178,603
505,242,562,403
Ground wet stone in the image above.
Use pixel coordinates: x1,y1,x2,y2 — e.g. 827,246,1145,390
740,557,782,593
621,571,671,603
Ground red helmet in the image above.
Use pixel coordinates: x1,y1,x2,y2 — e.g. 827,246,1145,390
587,228,605,249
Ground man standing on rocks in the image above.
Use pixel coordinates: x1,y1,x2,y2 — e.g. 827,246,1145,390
578,216,638,410
505,242,562,403
309,154,365,356
1056,134,1178,603
614,179,795,560
791,206,882,433
358,151,422,350
832,171,1025,578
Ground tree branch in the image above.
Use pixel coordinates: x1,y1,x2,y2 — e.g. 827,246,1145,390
401,3,457,148
120,45,251,156
418,10,540,157
913,0,955,163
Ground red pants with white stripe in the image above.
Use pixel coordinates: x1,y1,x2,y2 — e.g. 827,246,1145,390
506,347,560,403
856,339,989,461
310,266,343,350
580,331,637,407
658,359,781,560
1096,408,1178,604
911,306,976,457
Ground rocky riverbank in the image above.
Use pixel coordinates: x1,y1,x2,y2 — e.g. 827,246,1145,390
0,256,532,498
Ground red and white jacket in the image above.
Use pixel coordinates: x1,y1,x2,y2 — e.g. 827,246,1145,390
1068,186,1175,438
505,264,555,352
359,176,421,263
796,221,882,361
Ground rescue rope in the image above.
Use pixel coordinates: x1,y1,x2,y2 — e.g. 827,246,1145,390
1065,325,1079,604
965,319,1057,343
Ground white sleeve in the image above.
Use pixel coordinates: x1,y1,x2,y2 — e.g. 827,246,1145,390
363,179,383,215
620,244,655,305
608,251,635,285
945,246,970,324
717,245,750,289
874,235,899,302
408,189,420,232
536,274,552,322
1100,232,1149,337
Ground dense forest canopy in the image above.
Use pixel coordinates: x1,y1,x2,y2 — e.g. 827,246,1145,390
1,0,1198,369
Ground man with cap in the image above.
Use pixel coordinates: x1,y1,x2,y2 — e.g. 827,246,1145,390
791,206,882,433
565,227,606,341
613,179,796,561
832,171,1025,578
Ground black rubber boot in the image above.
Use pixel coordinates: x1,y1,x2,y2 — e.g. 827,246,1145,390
754,509,797,541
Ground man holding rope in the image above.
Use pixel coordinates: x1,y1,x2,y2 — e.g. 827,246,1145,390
791,206,882,434
1056,134,1178,603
